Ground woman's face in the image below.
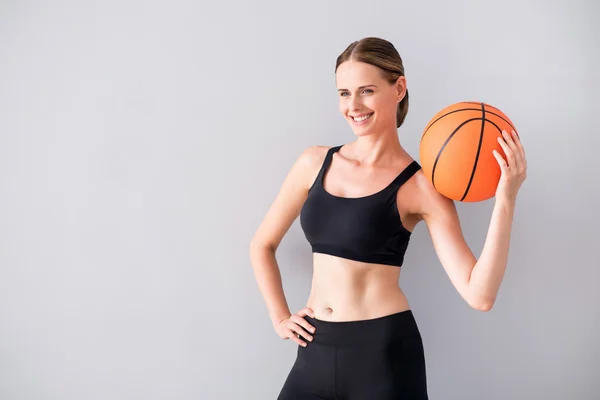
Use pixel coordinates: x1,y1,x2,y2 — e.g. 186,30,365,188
335,60,405,137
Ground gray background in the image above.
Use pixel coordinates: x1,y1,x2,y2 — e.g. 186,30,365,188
1,0,598,399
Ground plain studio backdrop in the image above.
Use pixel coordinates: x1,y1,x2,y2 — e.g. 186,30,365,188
1,0,598,399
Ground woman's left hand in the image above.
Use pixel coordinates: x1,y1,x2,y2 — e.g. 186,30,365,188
492,129,527,202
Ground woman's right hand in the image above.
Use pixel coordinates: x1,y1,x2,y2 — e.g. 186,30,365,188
274,307,316,347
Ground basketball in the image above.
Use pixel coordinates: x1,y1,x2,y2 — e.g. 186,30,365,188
419,101,518,202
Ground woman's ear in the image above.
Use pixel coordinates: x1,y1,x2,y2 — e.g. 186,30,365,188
395,76,407,102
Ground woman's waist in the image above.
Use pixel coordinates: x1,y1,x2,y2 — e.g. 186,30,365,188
306,286,410,322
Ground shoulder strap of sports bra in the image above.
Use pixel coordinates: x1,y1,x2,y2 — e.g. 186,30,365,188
389,160,421,190
315,147,419,193
320,145,343,173
308,145,343,193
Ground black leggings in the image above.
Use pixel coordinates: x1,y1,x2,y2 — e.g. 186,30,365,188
277,309,428,400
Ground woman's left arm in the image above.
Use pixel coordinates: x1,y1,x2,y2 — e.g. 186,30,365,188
419,129,527,311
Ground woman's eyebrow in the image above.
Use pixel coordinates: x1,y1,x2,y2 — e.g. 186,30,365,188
337,85,377,92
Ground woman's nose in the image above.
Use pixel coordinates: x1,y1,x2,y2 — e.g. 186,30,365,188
350,96,363,111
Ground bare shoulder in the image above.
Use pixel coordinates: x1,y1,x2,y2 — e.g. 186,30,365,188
296,145,330,188
398,166,457,225
299,144,330,161
411,169,458,223
249,144,331,251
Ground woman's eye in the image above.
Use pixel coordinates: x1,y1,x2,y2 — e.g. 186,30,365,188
340,89,372,97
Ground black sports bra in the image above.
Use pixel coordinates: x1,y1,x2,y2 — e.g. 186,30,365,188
299,145,421,267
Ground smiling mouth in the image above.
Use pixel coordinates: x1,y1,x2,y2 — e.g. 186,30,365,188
351,113,374,122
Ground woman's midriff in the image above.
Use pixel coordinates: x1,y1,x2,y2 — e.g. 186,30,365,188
305,253,411,322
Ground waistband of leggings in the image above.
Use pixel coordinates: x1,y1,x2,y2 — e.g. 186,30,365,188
303,309,420,346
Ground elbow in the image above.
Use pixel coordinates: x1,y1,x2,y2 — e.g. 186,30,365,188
249,237,258,251
468,296,495,312
249,239,262,257
472,302,494,312
249,238,276,256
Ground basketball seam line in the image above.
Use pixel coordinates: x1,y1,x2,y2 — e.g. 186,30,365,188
460,104,486,201
431,117,484,190
421,107,516,144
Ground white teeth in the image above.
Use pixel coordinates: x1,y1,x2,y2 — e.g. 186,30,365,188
353,113,373,122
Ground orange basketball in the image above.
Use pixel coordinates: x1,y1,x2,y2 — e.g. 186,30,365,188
419,101,517,202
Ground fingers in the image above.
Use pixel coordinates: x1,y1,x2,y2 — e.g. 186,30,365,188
511,129,524,152
512,130,527,170
492,149,508,174
278,307,317,347
497,130,520,170
291,308,317,346
507,130,525,169
296,307,315,318
285,319,313,347
289,329,309,347
294,307,316,335
290,313,316,335
503,129,528,175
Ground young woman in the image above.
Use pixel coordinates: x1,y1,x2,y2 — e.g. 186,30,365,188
249,37,527,399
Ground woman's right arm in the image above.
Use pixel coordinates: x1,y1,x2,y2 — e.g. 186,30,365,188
249,146,326,343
